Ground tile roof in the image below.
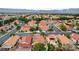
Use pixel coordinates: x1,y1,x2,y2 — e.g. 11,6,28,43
57,35,70,44
18,36,32,48
65,25,73,31
28,20,36,27
71,33,79,40
39,25,49,31
20,36,32,44
2,36,20,48
33,34,45,43
39,20,49,31
47,34,56,40
21,24,30,31
39,20,47,26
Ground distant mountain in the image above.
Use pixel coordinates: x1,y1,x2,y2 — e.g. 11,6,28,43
0,8,79,14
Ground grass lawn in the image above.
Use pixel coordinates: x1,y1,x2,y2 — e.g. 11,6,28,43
0,31,7,36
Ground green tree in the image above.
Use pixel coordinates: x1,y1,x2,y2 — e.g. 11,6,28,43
0,21,3,26
32,43,46,51
60,17,69,20
60,23,66,31
47,43,55,51
16,25,21,30
56,39,62,48
19,17,29,23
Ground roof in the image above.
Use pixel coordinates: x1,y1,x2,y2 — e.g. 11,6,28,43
57,35,70,44
18,36,32,48
39,25,49,31
39,20,47,26
21,24,30,31
47,34,56,40
71,33,79,40
2,35,20,48
20,36,32,44
28,20,36,27
65,25,73,31
33,34,45,43
39,20,49,31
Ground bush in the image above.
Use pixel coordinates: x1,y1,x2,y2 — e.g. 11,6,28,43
32,43,46,51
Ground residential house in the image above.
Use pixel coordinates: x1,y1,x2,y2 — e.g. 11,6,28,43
18,36,32,48
71,33,79,44
2,35,20,48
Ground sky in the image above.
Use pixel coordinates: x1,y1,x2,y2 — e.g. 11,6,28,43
0,0,79,10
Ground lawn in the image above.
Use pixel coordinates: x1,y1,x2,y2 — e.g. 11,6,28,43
0,31,7,36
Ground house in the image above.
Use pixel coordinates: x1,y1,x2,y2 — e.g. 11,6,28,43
33,34,46,45
71,33,79,44
65,20,74,26
18,36,32,48
65,25,73,31
39,20,47,26
47,34,57,45
21,24,30,32
39,25,49,31
39,20,49,31
2,35,20,48
57,35,70,45
28,20,36,27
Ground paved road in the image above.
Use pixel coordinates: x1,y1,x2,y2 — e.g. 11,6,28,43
52,24,63,33
0,21,24,44
0,28,17,45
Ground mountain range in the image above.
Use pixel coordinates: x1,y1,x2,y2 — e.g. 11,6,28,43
0,8,79,14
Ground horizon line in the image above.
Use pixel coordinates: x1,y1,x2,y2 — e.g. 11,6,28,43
0,8,79,10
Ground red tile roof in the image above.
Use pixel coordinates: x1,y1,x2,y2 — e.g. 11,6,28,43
39,20,49,31
18,36,32,48
28,20,36,27
33,34,45,43
57,35,70,44
39,20,47,26
71,33,79,40
2,36,20,48
21,36,32,43
21,24,30,31
47,34,56,40
39,25,49,31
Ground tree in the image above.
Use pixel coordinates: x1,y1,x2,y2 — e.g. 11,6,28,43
32,43,46,51
19,17,29,23
56,39,62,48
16,25,21,30
64,33,71,38
60,17,69,20
60,23,67,31
47,43,55,51
55,39,65,51
0,21,3,27
48,28,53,31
